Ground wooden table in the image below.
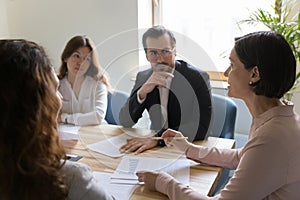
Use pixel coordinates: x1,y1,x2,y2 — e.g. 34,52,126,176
62,124,235,199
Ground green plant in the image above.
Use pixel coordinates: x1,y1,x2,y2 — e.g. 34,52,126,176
239,0,300,101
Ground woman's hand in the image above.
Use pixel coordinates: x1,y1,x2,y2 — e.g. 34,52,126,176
162,129,192,152
136,171,159,191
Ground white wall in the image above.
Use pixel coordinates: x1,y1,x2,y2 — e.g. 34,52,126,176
4,0,141,92
0,0,9,37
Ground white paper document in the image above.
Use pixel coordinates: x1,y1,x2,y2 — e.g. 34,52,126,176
111,156,190,185
87,133,133,157
93,171,137,200
58,124,80,140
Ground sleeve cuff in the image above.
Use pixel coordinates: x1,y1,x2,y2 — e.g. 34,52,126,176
61,113,75,125
155,172,175,195
186,144,201,159
137,89,146,104
61,113,68,124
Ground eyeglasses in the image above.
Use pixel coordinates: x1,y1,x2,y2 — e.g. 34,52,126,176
146,48,175,59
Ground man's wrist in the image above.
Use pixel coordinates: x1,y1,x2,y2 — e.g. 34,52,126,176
137,89,146,104
155,128,167,147
157,139,165,147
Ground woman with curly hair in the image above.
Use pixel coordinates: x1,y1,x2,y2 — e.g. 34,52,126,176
0,39,113,200
58,35,110,126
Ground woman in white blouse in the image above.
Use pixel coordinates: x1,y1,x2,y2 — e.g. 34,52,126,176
58,35,110,126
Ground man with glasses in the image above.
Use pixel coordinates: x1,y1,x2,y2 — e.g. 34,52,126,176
119,25,212,153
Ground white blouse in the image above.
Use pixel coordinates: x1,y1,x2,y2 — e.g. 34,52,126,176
59,76,107,126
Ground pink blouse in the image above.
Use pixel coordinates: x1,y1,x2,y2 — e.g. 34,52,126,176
155,105,300,200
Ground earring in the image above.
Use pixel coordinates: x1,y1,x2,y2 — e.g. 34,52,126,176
249,81,253,86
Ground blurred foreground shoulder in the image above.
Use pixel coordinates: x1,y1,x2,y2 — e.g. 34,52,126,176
61,161,114,200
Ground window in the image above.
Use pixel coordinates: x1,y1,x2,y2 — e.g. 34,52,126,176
155,0,272,72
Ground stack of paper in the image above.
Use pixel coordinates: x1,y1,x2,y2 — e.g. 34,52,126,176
111,156,190,185
87,133,133,157
93,171,137,200
58,124,80,140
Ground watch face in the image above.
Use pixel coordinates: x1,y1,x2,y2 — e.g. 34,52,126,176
158,139,165,147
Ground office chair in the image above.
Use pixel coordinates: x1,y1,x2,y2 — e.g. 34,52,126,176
210,93,237,139
105,90,129,125
209,93,237,194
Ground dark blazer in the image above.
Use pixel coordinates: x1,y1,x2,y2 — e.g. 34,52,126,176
119,60,212,141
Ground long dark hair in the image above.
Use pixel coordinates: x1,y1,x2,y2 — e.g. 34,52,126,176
0,39,67,199
58,35,110,88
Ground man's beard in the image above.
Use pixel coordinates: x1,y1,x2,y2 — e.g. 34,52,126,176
153,63,173,73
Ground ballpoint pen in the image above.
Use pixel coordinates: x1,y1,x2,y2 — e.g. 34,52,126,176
152,136,188,140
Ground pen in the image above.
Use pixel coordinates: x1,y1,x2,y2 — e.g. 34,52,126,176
152,136,188,140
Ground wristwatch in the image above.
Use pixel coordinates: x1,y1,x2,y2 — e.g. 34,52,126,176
155,128,167,147
157,139,166,147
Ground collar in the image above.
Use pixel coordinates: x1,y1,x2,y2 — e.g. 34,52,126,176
252,105,295,130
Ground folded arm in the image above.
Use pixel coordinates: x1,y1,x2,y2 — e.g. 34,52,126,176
61,83,107,126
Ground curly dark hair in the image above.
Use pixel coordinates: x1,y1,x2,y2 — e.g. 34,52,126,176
0,39,68,199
